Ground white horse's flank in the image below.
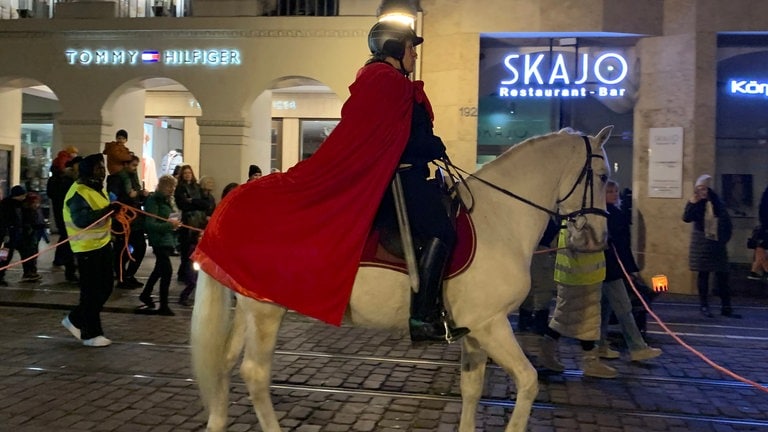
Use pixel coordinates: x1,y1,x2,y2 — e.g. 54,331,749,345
190,126,613,432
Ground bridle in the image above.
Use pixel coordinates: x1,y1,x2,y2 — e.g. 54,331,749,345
556,135,609,226
440,135,608,227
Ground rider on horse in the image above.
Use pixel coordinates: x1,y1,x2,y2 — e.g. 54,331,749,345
367,22,470,343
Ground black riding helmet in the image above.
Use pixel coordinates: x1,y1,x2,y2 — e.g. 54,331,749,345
367,21,423,62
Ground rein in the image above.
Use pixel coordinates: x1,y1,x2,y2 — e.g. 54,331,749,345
440,135,607,223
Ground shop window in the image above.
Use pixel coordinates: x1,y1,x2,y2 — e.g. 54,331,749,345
300,119,338,160
20,123,53,194
477,36,637,185
271,119,283,172
143,117,184,191
0,150,10,199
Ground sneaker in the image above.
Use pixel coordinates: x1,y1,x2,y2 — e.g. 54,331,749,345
82,336,112,347
630,346,663,362
61,315,81,340
700,306,714,318
598,345,620,359
747,272,763,281
139,294,156,309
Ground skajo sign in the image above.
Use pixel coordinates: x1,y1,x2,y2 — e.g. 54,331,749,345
497,51,629,98
64,48,241,66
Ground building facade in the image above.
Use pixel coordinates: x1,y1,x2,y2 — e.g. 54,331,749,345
1,0,767,295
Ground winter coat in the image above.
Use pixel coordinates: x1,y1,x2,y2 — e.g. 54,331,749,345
682,189,732,272
143,191,178,249
605,203,639,281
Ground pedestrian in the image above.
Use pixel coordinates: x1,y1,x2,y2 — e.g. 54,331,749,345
221,182,238,200
599,179,662,362
683,174,741,318
174,165,206,284
60,154,121,347
748,184,768,280
538,224,618,378
140,175,181,316
247,164,262,182
18,192,47,282
107,153,149,289
178,175,216,306
47,156,82,282
0,185,30,285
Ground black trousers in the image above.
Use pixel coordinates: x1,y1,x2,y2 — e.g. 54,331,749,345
69,243,113,340
53,213,74,267
399,167,456,249
697,271,732,310
143,246,173,307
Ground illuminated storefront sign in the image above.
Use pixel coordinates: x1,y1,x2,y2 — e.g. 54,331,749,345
64,49,241,66
728,79,768,97
498,52,628,98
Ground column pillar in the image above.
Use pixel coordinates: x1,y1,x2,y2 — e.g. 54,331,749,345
197,117,252,197
55,115,113,156
0,87,22,189
634,32,718,295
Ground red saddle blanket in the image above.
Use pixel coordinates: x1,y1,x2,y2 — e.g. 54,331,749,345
360,209,476,279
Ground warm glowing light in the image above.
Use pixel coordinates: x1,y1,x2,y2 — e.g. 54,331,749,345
651,275,669,292
378,13,414,27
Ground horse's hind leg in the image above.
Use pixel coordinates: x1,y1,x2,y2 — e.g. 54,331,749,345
458,335,489,432
239,299,287,431
471,314,538,432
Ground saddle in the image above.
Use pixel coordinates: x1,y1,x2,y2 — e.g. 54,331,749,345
360,195,477,279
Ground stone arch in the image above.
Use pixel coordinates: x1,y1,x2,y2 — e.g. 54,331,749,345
0,75,62,195
245,74,344,173
101,76,203,190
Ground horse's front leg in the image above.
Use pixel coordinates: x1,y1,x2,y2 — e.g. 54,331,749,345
458,335,488,432
470,314,538,432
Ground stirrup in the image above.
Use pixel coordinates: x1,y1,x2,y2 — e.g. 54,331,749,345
441,311,470,343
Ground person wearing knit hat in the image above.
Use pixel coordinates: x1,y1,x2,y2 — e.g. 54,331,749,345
49,155,81,281
247,164,262,182
61,153,121,347
683,173,741,319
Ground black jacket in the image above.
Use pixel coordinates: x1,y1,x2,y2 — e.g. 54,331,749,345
604,203,639,282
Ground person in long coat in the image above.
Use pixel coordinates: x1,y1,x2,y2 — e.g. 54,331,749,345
682,174,740,318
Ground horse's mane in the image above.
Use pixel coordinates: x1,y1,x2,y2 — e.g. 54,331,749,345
476,127,584,175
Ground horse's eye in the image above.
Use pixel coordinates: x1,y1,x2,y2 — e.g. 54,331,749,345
599,174,608,183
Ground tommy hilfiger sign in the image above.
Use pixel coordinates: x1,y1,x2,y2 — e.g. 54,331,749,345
64,49,242,66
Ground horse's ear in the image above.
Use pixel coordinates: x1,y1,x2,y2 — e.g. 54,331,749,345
595,125,614,148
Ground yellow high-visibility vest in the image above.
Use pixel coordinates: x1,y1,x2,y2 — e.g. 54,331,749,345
553,229,605,285
63,183,112,253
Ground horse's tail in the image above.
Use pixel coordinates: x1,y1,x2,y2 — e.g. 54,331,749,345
190,270,244,416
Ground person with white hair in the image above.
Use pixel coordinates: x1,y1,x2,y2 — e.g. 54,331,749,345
682,174,741,318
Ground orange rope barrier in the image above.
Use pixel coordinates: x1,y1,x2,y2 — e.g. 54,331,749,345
612,245,768,394
0,202,204,281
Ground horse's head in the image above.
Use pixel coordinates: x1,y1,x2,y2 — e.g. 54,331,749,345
557,125,612,253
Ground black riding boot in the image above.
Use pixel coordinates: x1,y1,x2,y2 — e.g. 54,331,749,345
409,238,470,343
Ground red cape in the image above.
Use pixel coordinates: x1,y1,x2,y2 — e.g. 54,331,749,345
194,63,434,326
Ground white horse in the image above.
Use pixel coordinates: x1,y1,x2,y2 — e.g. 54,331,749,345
190,126,613,432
